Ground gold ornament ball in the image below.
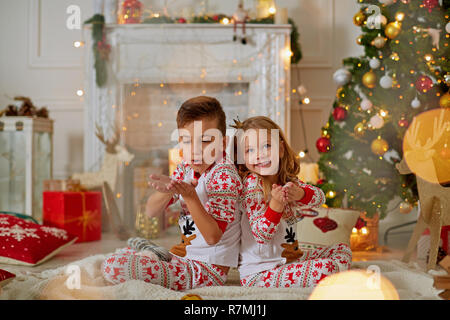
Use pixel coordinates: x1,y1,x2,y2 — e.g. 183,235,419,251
440,92,450,108
356,34,364,45
385,22,401,39
399,202,413,214
371,137,389,156
362,70,377,89
353,11,366,26
372,35,386,48
354,122,366,136
336,87,344,99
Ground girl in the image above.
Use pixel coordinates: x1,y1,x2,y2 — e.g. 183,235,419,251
233,116,352,288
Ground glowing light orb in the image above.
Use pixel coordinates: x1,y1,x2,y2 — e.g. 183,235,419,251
308,270,399,300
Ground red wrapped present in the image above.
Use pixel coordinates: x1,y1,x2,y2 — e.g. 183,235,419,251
419,225,450,261
43,191,102,243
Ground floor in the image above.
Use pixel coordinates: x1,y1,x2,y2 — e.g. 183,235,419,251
0,225,413,276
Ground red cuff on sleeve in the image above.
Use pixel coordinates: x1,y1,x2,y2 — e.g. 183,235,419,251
215,220,228,233
296,186,314,205
263,206,283,224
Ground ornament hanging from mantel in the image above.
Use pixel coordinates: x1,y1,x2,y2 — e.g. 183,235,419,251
0,115,53,223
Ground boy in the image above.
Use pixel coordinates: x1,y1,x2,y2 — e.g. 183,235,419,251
102,96,242,290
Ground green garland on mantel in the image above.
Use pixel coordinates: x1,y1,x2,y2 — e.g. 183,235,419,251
143,14,302,64
84,14,302,87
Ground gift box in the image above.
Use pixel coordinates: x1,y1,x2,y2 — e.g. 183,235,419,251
43,191,102,243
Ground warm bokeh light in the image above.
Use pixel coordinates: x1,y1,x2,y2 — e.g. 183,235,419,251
309,270,400,300
73,41,84,48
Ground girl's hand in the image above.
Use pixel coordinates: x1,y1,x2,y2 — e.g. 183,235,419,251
167,179,199,200
283,182,305,202
269,184,286,212
148,174,174,194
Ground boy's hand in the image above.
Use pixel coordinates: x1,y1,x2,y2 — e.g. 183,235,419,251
167,179,198,200
148,174,174,194
283,182,305,202
269,184,287,212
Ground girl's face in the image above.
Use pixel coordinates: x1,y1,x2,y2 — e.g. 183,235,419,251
242,129,284,176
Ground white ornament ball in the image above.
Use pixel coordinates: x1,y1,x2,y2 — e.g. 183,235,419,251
370,114,384,129
378,0,394,5
333,68,352,86
360,98,373,111
366,14,387,29
369,58,381,69
380,75,393,89
446,22,450,34
411,97,421,109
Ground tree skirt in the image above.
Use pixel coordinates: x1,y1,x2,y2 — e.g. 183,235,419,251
0,252,444,300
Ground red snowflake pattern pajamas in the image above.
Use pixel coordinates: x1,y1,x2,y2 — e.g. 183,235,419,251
102,156,242,291
102,247,227,290
240,243,352,288
239,173,352,288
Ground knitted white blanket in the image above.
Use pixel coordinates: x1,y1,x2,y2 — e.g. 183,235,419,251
0,253,444,300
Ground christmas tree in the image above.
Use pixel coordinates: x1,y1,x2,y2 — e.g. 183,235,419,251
316,0,450,218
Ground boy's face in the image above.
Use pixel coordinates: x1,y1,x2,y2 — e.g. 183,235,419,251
178,117,225,173
242,129,283,176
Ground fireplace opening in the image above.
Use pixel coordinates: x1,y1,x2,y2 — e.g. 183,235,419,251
118,81,250,227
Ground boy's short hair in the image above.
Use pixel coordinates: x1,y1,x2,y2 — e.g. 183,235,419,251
176,96,226,135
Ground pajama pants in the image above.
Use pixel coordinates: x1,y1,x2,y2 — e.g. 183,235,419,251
101,247,227,291
240,243,352,288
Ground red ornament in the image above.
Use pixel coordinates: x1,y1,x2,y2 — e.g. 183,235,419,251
212,15,220,22
354,217,367,230
422,0,439,12
316,137,331,153
97,38,111,60
316,179,325,185
177,17,187,23
415,75,433,92
398,118,409,128
332,106,347,122
313,217,338,233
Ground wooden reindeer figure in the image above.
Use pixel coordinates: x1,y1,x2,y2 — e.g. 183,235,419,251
396,110,450,270
72,124,135,191
281,226,303,263
170,218,197,257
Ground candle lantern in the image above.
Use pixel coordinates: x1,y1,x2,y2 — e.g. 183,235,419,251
120,0,143,24
350,212,379,251
0,116,53,223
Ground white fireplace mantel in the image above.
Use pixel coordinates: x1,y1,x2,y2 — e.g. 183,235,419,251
83,23,291,227
84,23,291,172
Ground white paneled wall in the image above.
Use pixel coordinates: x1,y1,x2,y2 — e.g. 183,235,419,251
0,0,363,178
